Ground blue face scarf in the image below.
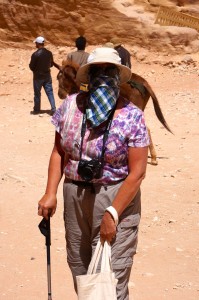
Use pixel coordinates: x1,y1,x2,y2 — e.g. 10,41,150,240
86,75,120,128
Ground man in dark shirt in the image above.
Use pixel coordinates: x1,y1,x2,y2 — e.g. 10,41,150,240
29,36,56,114
110,37,132,69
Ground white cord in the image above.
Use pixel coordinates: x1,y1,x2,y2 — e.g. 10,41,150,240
105,206,119,226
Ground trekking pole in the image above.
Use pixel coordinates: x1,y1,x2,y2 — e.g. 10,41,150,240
39,214,52,300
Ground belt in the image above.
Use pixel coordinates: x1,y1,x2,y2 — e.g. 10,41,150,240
71,180,94,187
65,179,96,193
64,178,95,187
64,178,124,187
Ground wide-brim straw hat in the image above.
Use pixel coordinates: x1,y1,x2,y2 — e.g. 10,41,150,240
76,47,132,84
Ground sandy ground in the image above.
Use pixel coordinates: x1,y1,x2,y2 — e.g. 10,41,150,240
0,46,199,300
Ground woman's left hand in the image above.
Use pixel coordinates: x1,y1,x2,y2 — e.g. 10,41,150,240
100,211,116,243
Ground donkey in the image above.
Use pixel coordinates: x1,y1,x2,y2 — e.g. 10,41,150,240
56,61,172,165
57,61,80,98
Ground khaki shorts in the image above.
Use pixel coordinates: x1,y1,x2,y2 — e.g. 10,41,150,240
63,179,141,300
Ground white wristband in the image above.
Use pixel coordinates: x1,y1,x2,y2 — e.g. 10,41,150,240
105,206,119,226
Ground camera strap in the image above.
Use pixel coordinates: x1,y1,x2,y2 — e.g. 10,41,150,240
79,105,116,162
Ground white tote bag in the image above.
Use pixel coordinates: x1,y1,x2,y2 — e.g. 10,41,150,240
76,240,118,300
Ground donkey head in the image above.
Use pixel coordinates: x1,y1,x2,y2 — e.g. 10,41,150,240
57,61,80,99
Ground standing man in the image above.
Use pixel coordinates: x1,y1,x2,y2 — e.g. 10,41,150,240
66,36,89,67
29,36,56,115
110,37,132,69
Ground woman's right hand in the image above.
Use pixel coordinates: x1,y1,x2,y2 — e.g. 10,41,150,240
38,194,57,219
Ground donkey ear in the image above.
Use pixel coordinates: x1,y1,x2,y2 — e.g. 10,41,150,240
62,59,68,66
71,73,77,79
70,61,80,72
64,66,77,79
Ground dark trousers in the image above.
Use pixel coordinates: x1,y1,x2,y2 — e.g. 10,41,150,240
33,75,56,111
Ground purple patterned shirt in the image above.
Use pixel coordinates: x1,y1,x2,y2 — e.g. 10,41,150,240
52,93,149,184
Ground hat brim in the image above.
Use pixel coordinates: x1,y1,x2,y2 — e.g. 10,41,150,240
76,61,132,84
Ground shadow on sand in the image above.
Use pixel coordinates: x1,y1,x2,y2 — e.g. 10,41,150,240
30,109,54,116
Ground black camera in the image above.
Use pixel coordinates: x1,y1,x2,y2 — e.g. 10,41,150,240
77,159,102,182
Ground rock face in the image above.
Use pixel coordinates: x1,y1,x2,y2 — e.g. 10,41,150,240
0,0,199,53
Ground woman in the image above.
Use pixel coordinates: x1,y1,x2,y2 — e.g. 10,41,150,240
38,47,149,300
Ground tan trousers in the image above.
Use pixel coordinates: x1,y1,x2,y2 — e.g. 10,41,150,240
63,180,141,300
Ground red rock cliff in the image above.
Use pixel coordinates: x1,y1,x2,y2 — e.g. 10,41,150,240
0,0,199,53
